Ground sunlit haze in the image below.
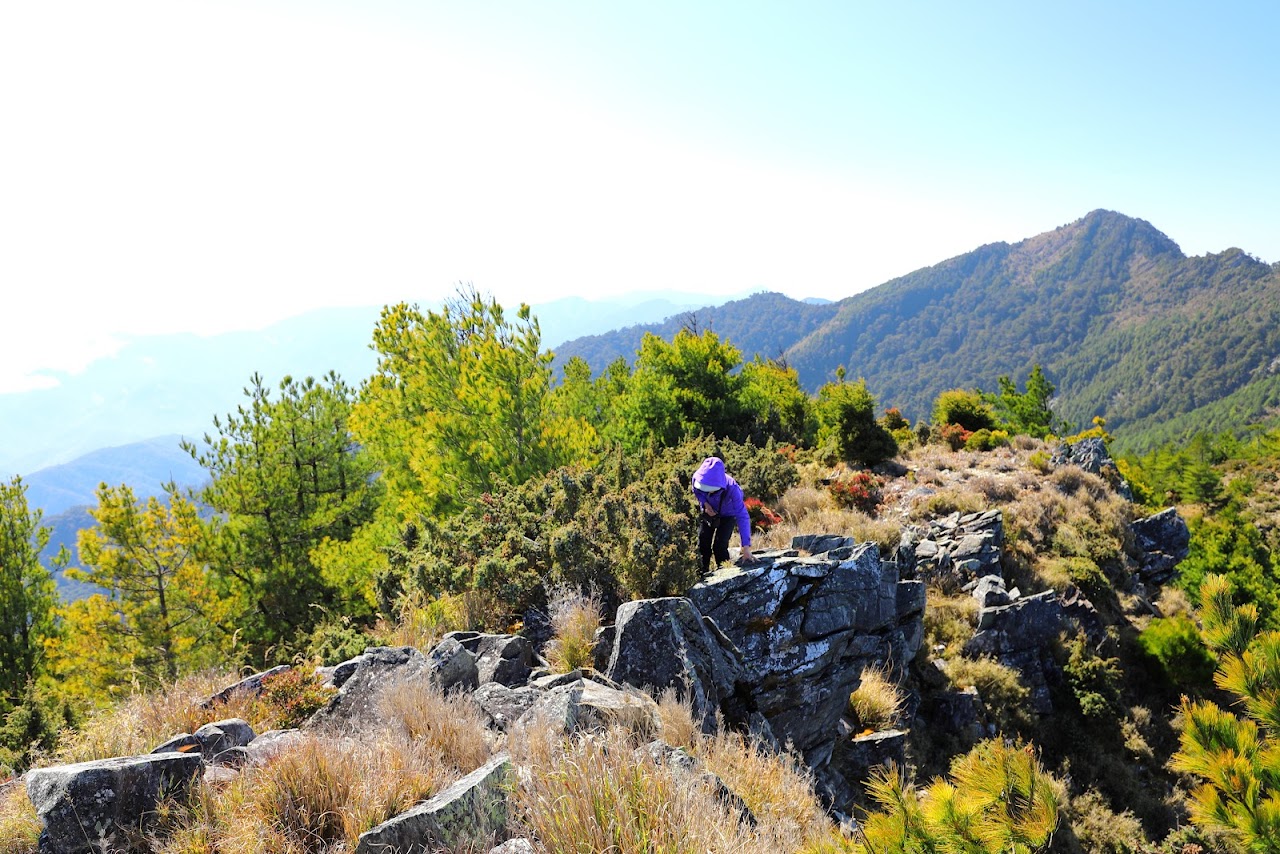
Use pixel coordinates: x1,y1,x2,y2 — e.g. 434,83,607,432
3,0,1277,393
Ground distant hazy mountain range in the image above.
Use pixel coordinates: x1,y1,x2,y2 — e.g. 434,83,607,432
3,291,742,479
557,210,1280,454
22,210,1280,599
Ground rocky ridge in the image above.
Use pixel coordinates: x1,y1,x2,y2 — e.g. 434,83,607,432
18,439,1193,852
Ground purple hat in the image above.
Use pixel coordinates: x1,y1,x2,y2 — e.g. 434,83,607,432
692,457,728,492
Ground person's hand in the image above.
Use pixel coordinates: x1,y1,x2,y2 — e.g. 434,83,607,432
737,547,754,564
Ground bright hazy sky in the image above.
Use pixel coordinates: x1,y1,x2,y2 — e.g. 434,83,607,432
2,1,1278,393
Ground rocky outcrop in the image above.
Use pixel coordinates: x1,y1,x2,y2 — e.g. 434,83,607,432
445,631,541,687
1130,507,1190,584
687,541,925,788
518,676,659,737
1052,437,1133,500
26,753,205,854
896,509,1004,585
309,642,481,732
603,597,744,731
964,590,1066,714
355,754,512,854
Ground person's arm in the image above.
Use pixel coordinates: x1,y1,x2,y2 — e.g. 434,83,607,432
730,486,754,561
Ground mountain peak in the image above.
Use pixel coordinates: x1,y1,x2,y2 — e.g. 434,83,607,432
1067,209,1184,259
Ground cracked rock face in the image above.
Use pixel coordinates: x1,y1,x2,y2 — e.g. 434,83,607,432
688,542,924,770
1130,507,1190,584
603,597,744,731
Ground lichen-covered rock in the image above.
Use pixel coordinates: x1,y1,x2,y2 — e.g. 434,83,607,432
688,542,923,777
26,752,205,854
354,754,511,854
1130,507,1190,583
604,597,744,730
518,677,659,737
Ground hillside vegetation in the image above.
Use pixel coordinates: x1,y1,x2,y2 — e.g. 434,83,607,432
2,236,1280,850
557,210,1280,452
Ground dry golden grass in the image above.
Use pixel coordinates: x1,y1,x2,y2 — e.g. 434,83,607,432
848,665,905,731
776,485,832,522
543,585,602,673
923,590,978,654
511,698,840,854
54,670,262,764
157,734,455,854
908,487,988,521
375,590,486,651
379,680,493,772
760,501,903,554
0,787,39,854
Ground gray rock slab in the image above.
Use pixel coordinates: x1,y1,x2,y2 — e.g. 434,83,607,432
27,753,204,854
355,754,511,854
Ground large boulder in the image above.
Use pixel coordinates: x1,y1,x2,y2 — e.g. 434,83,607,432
471,683,543,732
963,590,1066,714
314,641,481,732
1130,507,1190,584
26,752,205,854
518,677,659,737
688,542,924,779
445,632,540,687
355,754,512,854
604,597,744,730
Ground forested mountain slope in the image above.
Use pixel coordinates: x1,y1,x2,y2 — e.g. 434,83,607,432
557,211,1280,451
552,291,841,372
786,210,1280,451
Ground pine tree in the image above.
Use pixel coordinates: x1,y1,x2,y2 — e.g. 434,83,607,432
0,477,58,711
71,483,225,686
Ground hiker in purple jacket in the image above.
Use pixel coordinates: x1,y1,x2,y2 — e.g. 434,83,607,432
691,456,754,573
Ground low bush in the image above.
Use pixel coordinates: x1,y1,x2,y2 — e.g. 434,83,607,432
964,428,1010,452
829,471,883,515
1138,615,1216,688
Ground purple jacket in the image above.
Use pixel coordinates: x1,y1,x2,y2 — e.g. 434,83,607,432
691,456,752,547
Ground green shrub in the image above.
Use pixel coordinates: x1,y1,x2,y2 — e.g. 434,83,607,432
1063,635,1123,721
815,378,898,466
964,429,1010,452
1027,450,1051,474
306,618,375,666
933,389,997,432
257,668,335,729
1137,615,1216,688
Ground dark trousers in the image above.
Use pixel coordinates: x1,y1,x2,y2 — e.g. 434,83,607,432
699,513,735,573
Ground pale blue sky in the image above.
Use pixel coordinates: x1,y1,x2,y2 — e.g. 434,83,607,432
2,0,1277,393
